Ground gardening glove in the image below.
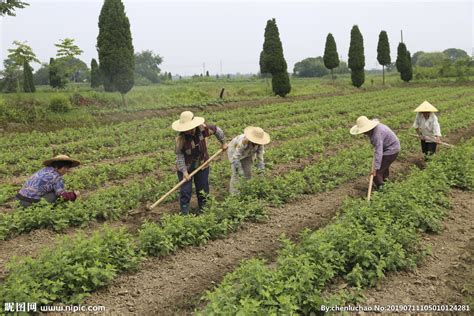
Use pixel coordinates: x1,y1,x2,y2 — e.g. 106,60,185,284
232,160,244,176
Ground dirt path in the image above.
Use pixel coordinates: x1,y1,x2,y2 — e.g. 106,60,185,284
362,190,474,308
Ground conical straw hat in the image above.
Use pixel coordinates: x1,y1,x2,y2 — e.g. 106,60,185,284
350,116,379,135
172,111,205,132
244,126,271,145
43,155,81,167
414,101,438,112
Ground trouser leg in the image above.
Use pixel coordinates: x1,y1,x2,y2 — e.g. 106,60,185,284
43,192,58,203
194,167,210,211
177,170,193,215
374,152,398,188
426,142,437,155
229,165,239,194
421,140,428,155
240,157,253,180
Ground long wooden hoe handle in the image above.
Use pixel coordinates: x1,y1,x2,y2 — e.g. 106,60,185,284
147,148,225,211
410,134,454,147
367,156,375,203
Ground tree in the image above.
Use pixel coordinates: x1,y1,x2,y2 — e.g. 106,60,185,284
0,0,29,16
91,58,102,88
97,0,135,106
411,51,424,66
54,38,84,83
443,48,468,62
401,51,413,82
7,40,39,92
49,58,65,89
33,63,50,85
259,18,291,97
271,71,291,97
323,33,339,83
0,58,22,93
168,72,172,80
396,42,412,82
416,52,447,67
134,50,162,83
293,57,329,77
376,30,391,85
206,70,210,77
348,25,365,88
23,61,35,92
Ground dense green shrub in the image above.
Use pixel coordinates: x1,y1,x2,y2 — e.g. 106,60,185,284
48,95,71,113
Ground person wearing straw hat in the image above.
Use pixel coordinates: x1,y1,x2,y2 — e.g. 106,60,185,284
413,100,442,158
173,111,227,215
228,126,271,194
16,155,80,208
350,116,400,190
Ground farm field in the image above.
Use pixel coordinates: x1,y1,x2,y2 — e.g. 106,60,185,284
0,80,473,314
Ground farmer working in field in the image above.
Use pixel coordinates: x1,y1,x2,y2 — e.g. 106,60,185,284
228,126,271,194
16,155,80,207
350,116,400,189
173,111,227,215
413,100,442,159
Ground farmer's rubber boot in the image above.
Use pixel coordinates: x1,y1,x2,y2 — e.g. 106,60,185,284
180,204,190,215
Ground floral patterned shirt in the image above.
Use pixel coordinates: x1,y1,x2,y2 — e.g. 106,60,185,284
18,167,65,200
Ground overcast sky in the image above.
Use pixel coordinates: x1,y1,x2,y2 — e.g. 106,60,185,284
1,0,472,75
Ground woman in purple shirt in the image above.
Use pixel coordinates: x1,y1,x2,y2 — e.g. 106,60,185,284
16,155,80,207
350,116,400,189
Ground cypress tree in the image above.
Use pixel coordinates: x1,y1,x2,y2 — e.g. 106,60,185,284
401,50,413,82
168,72,172,80
23,61,30,92
396,42,412,82
90,58,102,88
259,18,291,97
348,25,365,88
323,33,339,83
271,71,291,97
97,0,134,106
49,57,58,88
49,57,64,88
376,30,391,85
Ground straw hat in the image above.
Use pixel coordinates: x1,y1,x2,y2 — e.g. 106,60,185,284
244,126,271,145
172,111,205,132
43,155,81,168
350,116,379,135
414,101,438,112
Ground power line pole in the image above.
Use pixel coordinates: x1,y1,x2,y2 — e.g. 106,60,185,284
400,30,403,43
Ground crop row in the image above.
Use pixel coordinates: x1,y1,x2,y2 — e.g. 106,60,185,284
199,138,474,315
1,99,471,238
1,87,470,176
0,136,471,311
1,87,470,178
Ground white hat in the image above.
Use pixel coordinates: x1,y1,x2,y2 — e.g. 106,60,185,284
172,111,205,132
43,155,81,167
350,116,379,135
414,101,438,112
244,126,271,145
